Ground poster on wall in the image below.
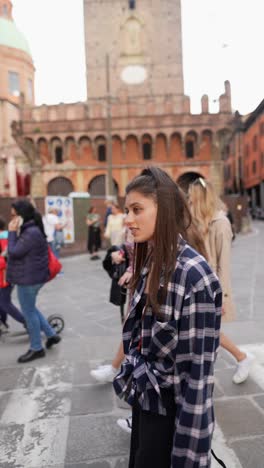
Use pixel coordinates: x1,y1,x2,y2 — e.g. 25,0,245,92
45,196,74,243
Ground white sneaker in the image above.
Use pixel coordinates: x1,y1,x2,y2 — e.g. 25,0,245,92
90,364,117,383
117,416,132,434
232,353,255,384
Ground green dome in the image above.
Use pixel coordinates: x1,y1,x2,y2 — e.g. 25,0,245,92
0,17,31,56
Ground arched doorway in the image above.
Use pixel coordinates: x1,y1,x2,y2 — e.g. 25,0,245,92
47,177,74,196
88,175,118,197
177,172,204,193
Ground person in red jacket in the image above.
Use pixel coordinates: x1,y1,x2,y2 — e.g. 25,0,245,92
0,217,26,330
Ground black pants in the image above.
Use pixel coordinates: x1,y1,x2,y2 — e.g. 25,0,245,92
129,389,176,468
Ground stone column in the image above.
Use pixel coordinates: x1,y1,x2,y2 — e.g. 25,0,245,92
0,158,5,194
30,162,45,197
7,155,17,197
209,161,223,196
210,139,223,195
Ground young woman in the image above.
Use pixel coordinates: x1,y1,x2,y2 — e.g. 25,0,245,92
104,203,125,246
113,167,222,468
7,200,61,363
188,177,253,384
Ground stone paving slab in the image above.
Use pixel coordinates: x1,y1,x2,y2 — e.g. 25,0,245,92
71,385,114,416
215,367,263,397
65,415,130,463
253,394,264,410
0,366,34,391
230,436,264,468
73,362,98,385
0,392,10,419
0,416,70,467
215,398,264,438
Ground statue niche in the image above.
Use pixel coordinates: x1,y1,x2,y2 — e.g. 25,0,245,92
122,16,143,58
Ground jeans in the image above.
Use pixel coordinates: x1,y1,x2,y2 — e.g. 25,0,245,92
0,286,25,325
17,284,55,351
49,241,60,259
48,241,60,258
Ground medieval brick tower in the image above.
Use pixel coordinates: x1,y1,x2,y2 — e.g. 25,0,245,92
83,0,187,111
12,0,233,199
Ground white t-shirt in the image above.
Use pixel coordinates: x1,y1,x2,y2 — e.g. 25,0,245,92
43,213,59,242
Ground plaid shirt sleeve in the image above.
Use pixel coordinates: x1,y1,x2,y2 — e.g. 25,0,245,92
171,264,222,467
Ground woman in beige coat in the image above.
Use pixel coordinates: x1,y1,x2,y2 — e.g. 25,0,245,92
188,177,254,384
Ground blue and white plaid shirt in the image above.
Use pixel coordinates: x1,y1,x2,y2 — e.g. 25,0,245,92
113,237,222,467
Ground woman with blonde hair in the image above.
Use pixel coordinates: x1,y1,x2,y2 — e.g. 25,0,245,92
104,202,125,246
188,177,254,384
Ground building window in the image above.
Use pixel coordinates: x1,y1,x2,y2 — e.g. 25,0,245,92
27,79,33,103
253,135,258,152
55,146,63,164
260,122,264,135
252,160,257,174
98,144,106,162
185,141,194,158
129,0,136,9
8,71,20,96
142,142,152,160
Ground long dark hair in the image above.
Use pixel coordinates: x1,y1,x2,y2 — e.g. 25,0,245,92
12,200,46,237
126,167,192,314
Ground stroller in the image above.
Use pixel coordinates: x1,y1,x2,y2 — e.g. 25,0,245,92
0,311,65,339
102,244,129,323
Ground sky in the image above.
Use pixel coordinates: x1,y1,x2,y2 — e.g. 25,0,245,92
12,0,263,115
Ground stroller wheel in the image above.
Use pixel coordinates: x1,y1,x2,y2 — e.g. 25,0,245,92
47,314,64,334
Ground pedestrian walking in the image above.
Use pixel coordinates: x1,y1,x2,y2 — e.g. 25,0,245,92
102,244,129,323
43,208,65,259
113,167,222,468
103,199,113,228
104,203,125,246
188,177,254,384
0,217,26,331
86,206,101,260
7,200,61,363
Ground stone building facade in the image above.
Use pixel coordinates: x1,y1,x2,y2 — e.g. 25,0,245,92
10,0,233,198
224,99,264,215
0,0,34,197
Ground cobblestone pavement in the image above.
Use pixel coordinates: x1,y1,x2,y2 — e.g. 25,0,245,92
0,221,264,468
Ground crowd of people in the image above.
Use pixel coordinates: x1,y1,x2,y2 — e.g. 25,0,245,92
0,167,254,467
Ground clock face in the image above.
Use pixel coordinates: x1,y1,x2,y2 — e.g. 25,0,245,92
121,65,147,85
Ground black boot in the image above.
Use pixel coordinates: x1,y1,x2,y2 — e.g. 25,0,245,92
18,349,45,363
46,335,61,349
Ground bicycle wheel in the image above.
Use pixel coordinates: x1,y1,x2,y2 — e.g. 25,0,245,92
47,314,65,334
